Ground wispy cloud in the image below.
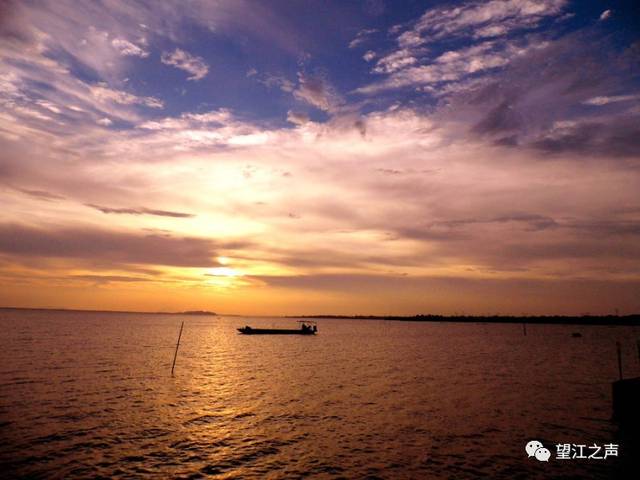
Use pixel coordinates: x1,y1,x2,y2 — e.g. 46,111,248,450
359,40,539,94
358,0,568,96
90,83,163,108
599,9,612,21
286,110,310,125
348,28,377,49
86,204,195,218
161,48,209,81
70,274,152,284
111,38,149,57
15,188,65,201
293,73,341,112
583,94,640,106
363,50,376,62
258,73,296,92
406,0,567,45
372,48,418,74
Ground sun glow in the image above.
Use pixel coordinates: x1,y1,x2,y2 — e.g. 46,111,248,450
207,267,242,277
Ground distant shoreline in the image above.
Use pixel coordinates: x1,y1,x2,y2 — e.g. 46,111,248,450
2,306,638,325
288,314,640,326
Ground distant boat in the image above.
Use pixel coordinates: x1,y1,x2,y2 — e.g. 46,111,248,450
238,321,317,335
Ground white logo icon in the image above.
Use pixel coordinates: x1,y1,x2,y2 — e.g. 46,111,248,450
526,440,549,461
535,447,551,462
526,440,544,457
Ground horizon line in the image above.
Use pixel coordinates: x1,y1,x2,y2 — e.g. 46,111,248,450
1,306,638,319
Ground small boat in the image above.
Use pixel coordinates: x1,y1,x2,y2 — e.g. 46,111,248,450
238,320,317,335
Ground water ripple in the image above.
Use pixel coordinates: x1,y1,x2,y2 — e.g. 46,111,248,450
1,312,636,479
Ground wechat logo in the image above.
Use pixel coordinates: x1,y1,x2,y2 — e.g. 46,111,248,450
526,440,551,462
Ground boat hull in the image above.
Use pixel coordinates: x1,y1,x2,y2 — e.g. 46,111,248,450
237,327,315,335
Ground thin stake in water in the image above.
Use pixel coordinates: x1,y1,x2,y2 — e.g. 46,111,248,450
522,323,527,336
171,321,184,376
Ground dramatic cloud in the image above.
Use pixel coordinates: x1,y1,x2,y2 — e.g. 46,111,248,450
443,33,640,157
161,48,209,81
0,0,638,314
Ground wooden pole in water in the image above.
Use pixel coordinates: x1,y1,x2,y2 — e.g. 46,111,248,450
637,339,640,365
522,323,527,336
616,341,623,381
171,321,184,376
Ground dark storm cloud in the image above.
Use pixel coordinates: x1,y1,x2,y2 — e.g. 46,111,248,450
85,203,195,218
0,223,245,267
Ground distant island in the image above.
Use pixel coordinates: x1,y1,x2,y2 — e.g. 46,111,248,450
288,314,640,326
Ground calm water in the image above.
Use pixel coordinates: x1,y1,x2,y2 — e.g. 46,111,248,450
1,309,639,479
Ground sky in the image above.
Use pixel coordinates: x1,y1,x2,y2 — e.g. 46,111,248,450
0,0,639,315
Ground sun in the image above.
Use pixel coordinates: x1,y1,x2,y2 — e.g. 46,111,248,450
207,267,242,277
